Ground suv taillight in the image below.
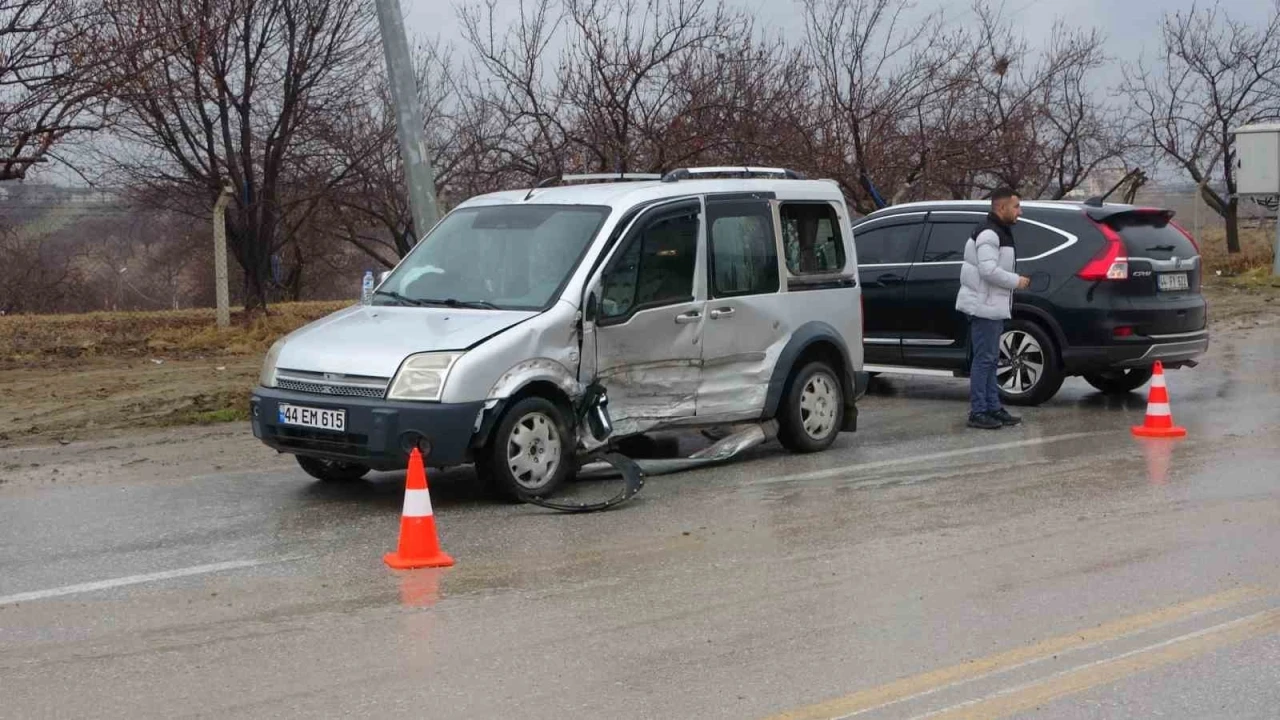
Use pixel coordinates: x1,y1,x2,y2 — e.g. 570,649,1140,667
1079,219,1128,281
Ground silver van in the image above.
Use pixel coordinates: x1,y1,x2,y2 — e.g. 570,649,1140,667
251,167,865,499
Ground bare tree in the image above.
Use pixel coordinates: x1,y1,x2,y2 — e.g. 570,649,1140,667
86,0,382,313
947,4,1127,200
801,0,970,214
556,0,743,173
1122,1,1280,253
0,217,88,313
0,0,109,181
658,29,816,172
459,0,764,182
459,0,571,182
317,38,497,267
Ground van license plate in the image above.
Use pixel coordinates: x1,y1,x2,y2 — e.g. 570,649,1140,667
278,404,345,432
1158,273,1189,292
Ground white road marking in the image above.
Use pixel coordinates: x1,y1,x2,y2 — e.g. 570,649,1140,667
0,558,291,606
751,432,1105,486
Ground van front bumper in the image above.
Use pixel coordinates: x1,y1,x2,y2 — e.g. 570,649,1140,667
250,386,485,470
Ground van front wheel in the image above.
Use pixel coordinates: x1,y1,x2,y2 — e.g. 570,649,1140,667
777,361,844,453
480,397,575,502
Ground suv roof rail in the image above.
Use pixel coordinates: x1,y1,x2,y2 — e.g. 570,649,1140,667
523,172,662,200
660,166,806,182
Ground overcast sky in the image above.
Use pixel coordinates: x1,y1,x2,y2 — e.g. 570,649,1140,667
30,0,1274,187
403,0,1273,80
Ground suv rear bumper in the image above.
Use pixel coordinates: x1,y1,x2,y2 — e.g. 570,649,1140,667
1062,332,1209,373
250,386,484,470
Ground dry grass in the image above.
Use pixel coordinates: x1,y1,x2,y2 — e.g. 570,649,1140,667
0,301,348,370
1198,226,1275,276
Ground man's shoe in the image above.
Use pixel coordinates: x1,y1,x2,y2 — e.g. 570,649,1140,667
991,408,1022,427
967,412,1002,430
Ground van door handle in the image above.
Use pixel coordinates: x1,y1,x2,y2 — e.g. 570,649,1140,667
709,307,736,320
675,311,701,324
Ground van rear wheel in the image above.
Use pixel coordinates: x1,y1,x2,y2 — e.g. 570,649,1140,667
777,361,844,453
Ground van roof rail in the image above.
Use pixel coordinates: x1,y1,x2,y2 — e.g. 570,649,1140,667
523,173,662,200
660,166,805,182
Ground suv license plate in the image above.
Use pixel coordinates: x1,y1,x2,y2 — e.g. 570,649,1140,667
278,404,346,432
1158,273,1189,292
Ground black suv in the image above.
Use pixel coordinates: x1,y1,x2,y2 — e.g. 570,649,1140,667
852,200,1208,405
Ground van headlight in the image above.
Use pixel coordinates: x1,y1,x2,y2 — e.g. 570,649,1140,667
260,339,286,388
387,352,462,401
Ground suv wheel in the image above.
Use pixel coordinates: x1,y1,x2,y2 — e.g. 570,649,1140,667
295,456,370,482
778,361,844,453
480,397,576,502
1084,367,1153,395
997,320,1064,407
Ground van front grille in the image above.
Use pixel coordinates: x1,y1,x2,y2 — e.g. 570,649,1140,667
275,370,389,399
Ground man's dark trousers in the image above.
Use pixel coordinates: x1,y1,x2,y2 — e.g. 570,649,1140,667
969,317,1004,415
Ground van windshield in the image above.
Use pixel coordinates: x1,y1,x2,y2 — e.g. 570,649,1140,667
376,204,611,311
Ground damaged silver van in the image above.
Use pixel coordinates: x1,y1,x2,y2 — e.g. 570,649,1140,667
250,167,864,499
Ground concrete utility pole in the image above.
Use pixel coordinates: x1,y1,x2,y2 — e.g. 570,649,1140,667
374,0,439,245
213,184,233,329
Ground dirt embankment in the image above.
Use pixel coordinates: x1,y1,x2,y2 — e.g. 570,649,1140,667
0,303,344,447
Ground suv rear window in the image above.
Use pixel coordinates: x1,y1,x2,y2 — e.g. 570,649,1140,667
1105,213,1199,260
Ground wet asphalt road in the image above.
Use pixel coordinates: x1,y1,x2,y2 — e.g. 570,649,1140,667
2,325,1279,719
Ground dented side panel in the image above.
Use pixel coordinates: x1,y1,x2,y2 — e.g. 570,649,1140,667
443,300,584,405
594,304,705,437
582,197,709,439
697,301,794,420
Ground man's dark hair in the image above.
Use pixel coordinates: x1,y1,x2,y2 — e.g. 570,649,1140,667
991,187,1020,204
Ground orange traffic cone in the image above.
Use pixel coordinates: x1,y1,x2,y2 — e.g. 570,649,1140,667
1131,361,1187,438
384,448,455,569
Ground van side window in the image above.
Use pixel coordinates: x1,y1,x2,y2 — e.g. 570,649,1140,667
708,201,779,297
854,221,922,265
781,203,846,274
599,210,698,320
923,221,979,263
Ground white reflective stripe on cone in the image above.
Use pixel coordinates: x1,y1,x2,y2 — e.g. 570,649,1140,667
1151,373,1167,388
402,489,434,518
1145,402,1172,416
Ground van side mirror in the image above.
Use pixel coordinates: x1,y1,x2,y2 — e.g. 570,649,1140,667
584,292,599,323
377,271,391,285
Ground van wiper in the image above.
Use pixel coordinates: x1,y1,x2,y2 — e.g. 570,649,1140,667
373,290,429,307
422,298,500,310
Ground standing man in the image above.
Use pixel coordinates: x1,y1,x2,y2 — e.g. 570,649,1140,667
956,188,1031,430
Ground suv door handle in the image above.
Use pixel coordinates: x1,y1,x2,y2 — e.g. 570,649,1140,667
674,310,701,324
709,307,736,320
877,273,903,284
